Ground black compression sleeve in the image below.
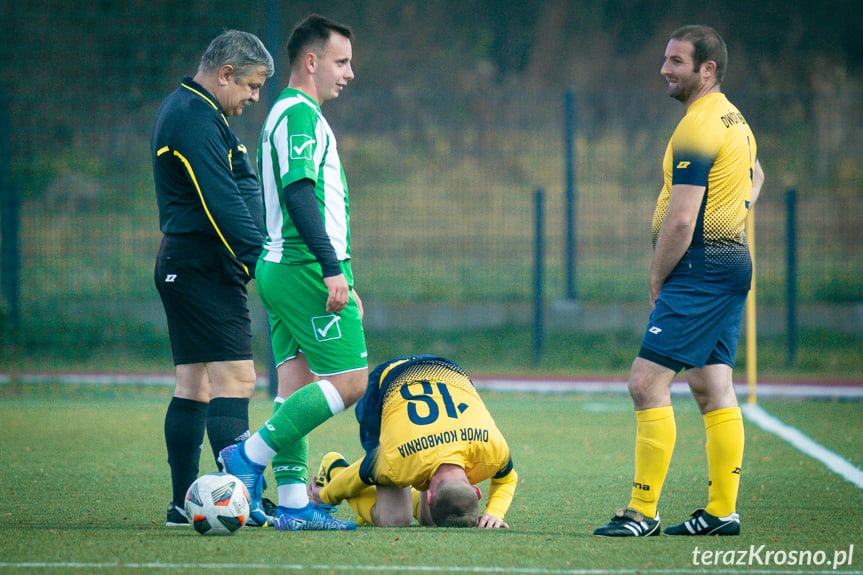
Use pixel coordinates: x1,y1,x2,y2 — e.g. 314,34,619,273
283,178,342,278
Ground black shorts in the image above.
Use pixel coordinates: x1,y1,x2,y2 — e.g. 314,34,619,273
154,234,253,365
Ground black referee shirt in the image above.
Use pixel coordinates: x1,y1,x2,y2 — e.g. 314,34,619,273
151,76,264,277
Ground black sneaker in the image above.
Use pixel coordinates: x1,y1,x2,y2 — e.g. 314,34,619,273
593,508,661,537
166,502,190,527
664,509,740,536
262,496,278,518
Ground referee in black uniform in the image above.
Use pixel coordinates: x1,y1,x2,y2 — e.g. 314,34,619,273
151,30,273,527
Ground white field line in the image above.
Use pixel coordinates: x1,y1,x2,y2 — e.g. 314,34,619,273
741,403,863,490
0,564,860,574
2,373,863,400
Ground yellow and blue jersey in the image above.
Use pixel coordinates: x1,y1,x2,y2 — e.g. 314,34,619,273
652,92,757,292
321,356,517,521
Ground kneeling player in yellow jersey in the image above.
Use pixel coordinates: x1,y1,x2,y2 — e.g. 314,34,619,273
307,355,517,528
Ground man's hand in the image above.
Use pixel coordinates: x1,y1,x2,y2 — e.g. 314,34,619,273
477,513,509,528
324,274,350,313
307,478,324,505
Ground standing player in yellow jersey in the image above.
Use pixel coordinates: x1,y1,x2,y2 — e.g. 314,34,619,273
594,25,764,537
308,355,517,528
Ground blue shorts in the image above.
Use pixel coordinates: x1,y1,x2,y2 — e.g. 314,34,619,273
638,281,748,372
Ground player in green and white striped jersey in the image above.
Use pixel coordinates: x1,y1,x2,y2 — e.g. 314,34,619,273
220,14,368,532
258,81,351,271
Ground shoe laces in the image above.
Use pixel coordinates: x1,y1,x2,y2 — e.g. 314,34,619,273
295,504,350,529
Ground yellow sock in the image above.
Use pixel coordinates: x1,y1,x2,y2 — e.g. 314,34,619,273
703,407,744,518
322,464,372,525
346,487,376,525
627,406,676,518
412,488,421,520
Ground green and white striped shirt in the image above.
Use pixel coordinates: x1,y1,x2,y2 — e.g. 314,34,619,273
258,88,351,265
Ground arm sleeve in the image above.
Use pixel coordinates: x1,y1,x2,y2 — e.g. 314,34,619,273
320,459,372,505
484,467,518,521
283,178,342,278
670,115,721,188
176,110,263,276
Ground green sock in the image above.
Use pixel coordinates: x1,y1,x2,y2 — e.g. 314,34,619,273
259,382,334,454
270,398,309,486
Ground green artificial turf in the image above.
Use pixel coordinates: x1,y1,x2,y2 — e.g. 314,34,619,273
1,383,860,574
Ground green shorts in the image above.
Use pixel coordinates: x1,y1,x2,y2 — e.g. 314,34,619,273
256,258,368,376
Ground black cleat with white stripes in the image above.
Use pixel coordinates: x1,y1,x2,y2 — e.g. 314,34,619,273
593,507,661,537
664,508,740,536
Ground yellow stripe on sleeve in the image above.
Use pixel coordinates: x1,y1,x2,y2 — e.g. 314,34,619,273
171,149,250,276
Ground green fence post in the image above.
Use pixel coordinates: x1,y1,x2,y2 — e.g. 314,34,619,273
533,188,545,366
785,188,798,366
563,90,577,300
1,93,20,346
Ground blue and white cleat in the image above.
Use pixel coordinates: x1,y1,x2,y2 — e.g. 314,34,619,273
272,503,357,531
218,443,271,527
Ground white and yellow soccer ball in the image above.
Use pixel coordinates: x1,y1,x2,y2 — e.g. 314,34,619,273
184,472,251,536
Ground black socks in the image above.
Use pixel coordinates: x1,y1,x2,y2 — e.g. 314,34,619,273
164,397,207,507
206,397,251,468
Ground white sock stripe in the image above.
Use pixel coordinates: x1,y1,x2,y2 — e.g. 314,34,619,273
277,483,310,509
316,379,345,415
245,433,277,465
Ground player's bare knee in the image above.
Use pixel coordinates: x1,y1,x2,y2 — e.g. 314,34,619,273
627,378,654,408
372,508,413,527
175,363,211,402
342,381,367,407
689,388,712,412
379,515,413,527
333,370,368,407
627,358,674,410
209,360,257,398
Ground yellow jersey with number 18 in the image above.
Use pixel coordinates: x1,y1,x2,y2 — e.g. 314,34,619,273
321,356,517,521
373,359,512,493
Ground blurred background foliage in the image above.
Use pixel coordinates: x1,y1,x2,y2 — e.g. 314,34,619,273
0,0,860,375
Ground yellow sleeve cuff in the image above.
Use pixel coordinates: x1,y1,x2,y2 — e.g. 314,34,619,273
483,469,518,520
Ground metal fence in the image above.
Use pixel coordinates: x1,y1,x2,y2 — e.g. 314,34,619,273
1,84,861,360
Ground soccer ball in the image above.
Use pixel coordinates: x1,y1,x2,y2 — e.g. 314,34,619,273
184,472,251,536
